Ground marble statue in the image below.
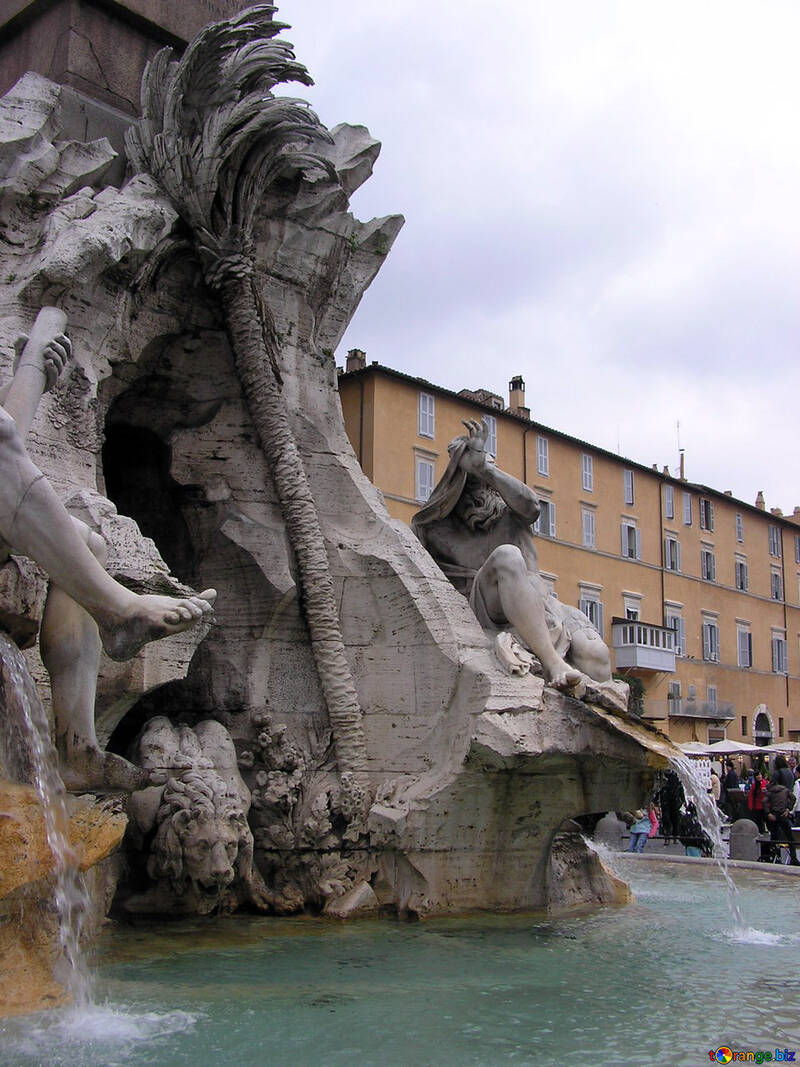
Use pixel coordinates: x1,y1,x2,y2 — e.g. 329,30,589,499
0,309,216,791
412,418,612,689
122,717,273,915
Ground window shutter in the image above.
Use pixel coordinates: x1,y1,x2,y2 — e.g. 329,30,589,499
702,624,709,660
710,553,715,581
678,617,686,655
621,525,629,557
709,500,715,531
675,540,681,571
549,500,556,538
635,528,642,560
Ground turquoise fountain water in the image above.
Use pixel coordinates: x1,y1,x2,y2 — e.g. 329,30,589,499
2,861,798,1066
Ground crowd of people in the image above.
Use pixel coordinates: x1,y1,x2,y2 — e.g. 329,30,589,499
623,753,800,863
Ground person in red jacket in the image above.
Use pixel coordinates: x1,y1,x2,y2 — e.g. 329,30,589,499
747,770,767,834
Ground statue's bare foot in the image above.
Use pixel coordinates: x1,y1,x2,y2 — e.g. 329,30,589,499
60,745,148,792
98,589,216,661
546,663,583,690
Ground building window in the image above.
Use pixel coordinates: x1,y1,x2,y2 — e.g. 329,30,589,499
699,497,715,531
772,633,788,674
779,716,785,737
701,548,716,582
415,458,435,503
664,485,674,519
735,512,744,543
581,507,595,549
707,685,718,712
536,436,549,476
418,392,435,438
770,568,784,601
534,498,556,538
664,535,681,572
682,492,692,525
795,534,800,564
668,681,681,706
665,611,686,656
623,469,634,505
484,414,497,458
621,522,641,560
735,556,748,592
702,618,719,662
768,524,781,558
741,715,748,736
737,626,752,668
578,588,604,634
581,454,593,492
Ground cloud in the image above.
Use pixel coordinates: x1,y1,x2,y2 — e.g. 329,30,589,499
285,0,800,510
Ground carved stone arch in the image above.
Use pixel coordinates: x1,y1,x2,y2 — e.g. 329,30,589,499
752,704,774,747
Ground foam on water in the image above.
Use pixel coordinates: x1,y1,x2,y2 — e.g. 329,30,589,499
726,927,800,946
4,1003,199,1065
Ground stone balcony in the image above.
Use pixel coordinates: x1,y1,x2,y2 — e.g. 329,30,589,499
611,618,676,673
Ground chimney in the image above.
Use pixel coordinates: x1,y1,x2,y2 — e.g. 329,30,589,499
724,490,732,496
345,348,366,373
508,375,529,418
755,490,765,511
771,506,784,517
679,449,685,480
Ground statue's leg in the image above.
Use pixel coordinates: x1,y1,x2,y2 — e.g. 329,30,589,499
40,519,146,792
0,407,215,660
567,627,612,683
476,545,581,689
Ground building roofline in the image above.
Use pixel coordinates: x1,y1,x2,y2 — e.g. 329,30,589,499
338,362,798,528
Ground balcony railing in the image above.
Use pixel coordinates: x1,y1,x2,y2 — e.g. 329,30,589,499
611,619,676,673
643,699,735,721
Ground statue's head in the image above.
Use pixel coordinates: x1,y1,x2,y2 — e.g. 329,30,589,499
453,474,506,531
148,768,253,911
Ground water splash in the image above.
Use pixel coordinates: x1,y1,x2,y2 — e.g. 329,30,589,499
670,754,744,929
0,633,93,1008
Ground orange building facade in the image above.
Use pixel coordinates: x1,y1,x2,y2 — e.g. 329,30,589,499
338,354,800,748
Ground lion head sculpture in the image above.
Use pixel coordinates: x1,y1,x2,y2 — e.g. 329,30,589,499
122,717,273,915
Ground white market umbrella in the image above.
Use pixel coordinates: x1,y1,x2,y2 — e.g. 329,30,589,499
758,742,800,753
704,739,760,755
678,742,709,754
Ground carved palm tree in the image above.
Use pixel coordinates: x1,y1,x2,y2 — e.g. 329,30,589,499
125,5,368,781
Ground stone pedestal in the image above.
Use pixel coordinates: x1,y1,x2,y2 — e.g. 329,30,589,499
729,818,760,862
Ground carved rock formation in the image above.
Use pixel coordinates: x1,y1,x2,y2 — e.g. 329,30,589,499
0,20,675,925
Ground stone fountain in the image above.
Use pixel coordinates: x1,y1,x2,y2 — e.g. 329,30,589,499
0,6,675,1016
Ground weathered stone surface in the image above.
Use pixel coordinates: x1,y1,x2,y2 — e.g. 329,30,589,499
729,818,760,861
547,828,632,914
0,555,48,649
0,783,126,1018
0,48,677,926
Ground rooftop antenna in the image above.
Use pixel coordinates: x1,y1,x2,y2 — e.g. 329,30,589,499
677,419,685,480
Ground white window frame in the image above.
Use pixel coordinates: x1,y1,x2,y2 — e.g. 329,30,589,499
771,568,784,601
737,625,752,668
683,492,692,526
484,414,497,458
772,632,788,674
623,469,634,506
418,392,435,439
536,436,549,476
735,555,748,592
665,611,686,656
415,457,435,503
735,512,744,543
699,497,715,531
768,524,781,558
578,584,604,635
534,497,556,538
664,484,674,519
702,618,720,663
581,454,594,492
581,506,596,549
701,547,716,582
664,534,681,572
621,521,641,560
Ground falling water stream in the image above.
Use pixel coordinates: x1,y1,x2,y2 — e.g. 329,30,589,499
0,634,93,1008
669,753,745,928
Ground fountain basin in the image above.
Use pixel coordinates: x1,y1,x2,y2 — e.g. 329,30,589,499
2,861,798,1065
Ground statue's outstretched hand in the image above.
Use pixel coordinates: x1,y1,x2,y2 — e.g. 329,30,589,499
14,331,72,392
458,417,494,475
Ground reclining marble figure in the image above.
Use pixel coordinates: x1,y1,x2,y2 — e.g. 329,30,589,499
412,418,612,689
0,308,216,790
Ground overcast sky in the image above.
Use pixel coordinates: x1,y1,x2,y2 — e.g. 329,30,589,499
284,1,800,513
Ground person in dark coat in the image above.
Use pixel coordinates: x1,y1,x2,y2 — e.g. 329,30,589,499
658,770,684,843
765,764,799,865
